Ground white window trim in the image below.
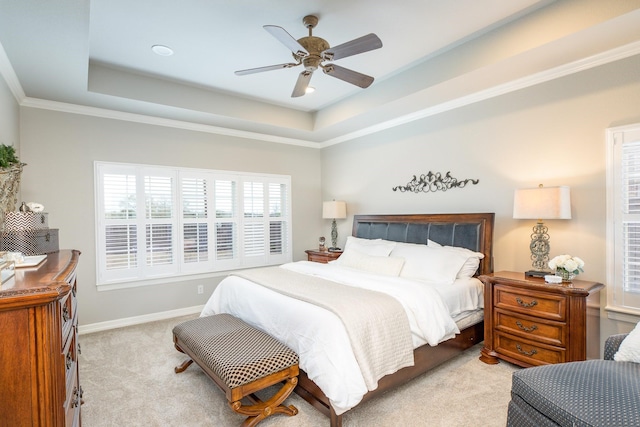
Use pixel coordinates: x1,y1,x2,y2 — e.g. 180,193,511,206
94,161,292,290
606,123,640,319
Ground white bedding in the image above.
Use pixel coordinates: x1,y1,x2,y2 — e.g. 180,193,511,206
201,261,483,415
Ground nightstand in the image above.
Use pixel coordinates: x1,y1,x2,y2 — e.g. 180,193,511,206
305,249,342,263
479,271,604,367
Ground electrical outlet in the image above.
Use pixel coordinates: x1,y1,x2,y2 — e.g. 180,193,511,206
197,285,204,294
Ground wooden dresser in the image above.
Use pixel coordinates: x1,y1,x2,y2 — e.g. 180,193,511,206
479,271,603,367
0,250,82,427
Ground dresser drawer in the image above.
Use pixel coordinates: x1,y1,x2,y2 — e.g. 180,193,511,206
494,285,566,321
495,332,565,366
63,332,78,398
495,309,566,346
60,294,75,340
64,373,81,427
307,253,331,263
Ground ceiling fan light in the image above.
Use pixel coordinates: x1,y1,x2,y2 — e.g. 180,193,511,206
151,45,174,56
305,86,315,94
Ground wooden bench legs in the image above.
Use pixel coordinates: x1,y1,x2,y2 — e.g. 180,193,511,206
174,343,298,427
174,358,193,373
230,375,298,427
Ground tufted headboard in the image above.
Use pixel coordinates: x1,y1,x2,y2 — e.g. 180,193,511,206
352,213,495,275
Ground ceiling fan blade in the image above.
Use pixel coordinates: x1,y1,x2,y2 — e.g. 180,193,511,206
322,64,374,88
235,62,300,76
264,25,309,57
322,33,382,61
291,70,313,98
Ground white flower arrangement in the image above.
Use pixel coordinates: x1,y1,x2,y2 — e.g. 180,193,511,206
548,254,585,275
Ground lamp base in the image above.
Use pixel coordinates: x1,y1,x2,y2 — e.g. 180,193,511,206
328,247,342,252
525,270,548,278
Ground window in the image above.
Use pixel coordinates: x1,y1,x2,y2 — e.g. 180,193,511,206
95,162,292,288
607,124,640,316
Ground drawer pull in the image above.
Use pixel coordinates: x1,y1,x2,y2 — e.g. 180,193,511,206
62,306,70,322
515,320,538,333
516,297,538,308
516,344,538,357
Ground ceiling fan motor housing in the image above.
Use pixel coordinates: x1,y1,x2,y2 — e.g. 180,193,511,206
294,36,329,71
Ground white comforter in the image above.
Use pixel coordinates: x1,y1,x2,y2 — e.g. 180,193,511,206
201,261,481,415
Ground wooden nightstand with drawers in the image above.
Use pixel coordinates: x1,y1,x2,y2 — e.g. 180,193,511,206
305,249,342,263
479,271,604,368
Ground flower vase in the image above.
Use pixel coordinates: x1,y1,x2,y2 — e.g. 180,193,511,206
555,268,575,283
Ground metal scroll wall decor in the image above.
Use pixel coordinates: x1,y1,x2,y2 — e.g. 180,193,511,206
393,171,479,193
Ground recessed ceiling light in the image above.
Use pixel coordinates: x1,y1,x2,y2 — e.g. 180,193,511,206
305,86,315,94
151,45,174,56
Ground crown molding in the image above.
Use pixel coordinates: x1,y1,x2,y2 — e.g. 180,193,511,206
20,97,320,148
0,40,25,102
319,40,640,148
11,40,640,149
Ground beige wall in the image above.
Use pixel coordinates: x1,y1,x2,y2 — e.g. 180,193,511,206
18,109,322,326
321,55,640,344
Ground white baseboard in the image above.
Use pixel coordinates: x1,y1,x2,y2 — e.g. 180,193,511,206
79,305,204,335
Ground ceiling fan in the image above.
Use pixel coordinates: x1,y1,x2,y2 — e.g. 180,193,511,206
235,15,383,98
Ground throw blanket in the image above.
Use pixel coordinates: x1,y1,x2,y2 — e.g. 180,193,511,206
233,267,414,390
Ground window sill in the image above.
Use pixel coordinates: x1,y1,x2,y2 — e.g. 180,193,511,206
97,270,230,291
605,305,640,324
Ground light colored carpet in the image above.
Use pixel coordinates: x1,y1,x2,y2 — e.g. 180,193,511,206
79,315,518,426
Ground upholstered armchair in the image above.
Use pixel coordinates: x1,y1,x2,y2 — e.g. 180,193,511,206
507,333,640,426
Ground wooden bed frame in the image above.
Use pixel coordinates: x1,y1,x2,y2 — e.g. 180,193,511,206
294,213,495,427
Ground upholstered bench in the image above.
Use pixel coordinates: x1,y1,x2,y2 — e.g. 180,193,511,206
172,314,299,427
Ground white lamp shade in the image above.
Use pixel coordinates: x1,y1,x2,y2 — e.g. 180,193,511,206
322,200,347,219
513,186,571,220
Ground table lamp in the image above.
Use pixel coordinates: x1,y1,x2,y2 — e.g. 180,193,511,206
322,200,346,251
513,184,571,277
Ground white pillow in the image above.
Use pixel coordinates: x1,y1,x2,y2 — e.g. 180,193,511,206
343,236,396,257
394,242,483,279
456,256,481,278
390,244,469,283
336,248,405,276
442,245,485,278
403,239,442,247
614,321,640,363
443,245,485,260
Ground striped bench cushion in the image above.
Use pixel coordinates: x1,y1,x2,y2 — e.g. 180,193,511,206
172,314,298,389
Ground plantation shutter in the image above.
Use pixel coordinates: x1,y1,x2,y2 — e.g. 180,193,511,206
213,178,239,270
96,162,291,287
142,169,178,277
242,180,266,266
100,168,139,282
181,175,214,272
611,127,640,310
269,182,288,258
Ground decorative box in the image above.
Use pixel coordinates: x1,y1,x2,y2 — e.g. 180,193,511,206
0,229,59,255
4,211,49,230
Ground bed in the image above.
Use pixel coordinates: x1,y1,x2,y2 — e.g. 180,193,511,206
201,213,494,426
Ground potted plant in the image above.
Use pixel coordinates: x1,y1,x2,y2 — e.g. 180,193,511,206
0,144,25,213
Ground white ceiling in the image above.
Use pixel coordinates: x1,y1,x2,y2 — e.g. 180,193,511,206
1,0,639,146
